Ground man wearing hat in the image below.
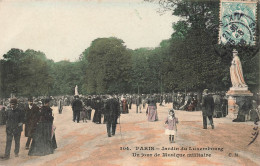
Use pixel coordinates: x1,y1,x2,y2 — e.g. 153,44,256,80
104,96,120,137
24,97,40,149
1,98,24,160
201,89,215,129
72,95,83,123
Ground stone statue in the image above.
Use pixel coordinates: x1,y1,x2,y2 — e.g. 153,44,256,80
75,85,79,96
227,50,252,121
230,49,247,88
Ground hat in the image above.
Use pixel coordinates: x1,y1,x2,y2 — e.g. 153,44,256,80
28,97,33,102
10,98,18,104
44,98,51,104
168,109,175,114
203,89,209,94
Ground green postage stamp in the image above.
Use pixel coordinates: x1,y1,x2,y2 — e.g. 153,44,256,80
219,0,257,46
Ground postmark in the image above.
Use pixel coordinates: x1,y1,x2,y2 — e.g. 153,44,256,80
219,0,257,46
248,119,259,146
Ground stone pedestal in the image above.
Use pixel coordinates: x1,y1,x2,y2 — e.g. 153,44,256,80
226,96,238,119
227,87,252,96
226,87,253,120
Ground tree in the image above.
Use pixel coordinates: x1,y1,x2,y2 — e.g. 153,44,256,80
85,37,131,94
130,48,152,94
147,0,259,92
50,60,84,95
1,48,53,97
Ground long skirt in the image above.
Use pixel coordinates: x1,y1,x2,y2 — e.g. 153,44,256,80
147,106,158,122
93,110,101,124
122,104,128,114
29,122,57,156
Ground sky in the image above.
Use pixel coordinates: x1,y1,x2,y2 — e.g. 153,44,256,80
0,0,179,62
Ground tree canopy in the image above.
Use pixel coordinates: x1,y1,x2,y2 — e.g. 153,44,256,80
0,0,259,97
85,37,132,94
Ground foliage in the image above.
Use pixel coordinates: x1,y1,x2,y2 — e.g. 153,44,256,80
1,49,53,97
155,0,259,92
50,60,84,96
85,37,131,94
0,0,259,96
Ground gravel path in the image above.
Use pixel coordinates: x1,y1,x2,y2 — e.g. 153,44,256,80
0,104,259,166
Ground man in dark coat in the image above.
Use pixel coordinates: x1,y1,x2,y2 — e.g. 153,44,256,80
201,89,215,129
136,95,142,113
57,98,63,114
72,95,83,123
84,97,92,120
105,96,120,137
220,94,228,117
233,97,252,122
1,98,24,159
213,93,222,118
0,100,6,125
24,98,40,149
127,95,132,110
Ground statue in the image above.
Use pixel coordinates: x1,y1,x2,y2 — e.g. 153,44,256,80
230,49,247,88
75,85,79,96
226,50,253,121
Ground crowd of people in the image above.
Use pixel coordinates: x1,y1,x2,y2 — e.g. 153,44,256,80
0,97,57,160
0,91,260,159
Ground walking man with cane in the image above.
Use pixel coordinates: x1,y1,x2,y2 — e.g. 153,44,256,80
105,96,120,137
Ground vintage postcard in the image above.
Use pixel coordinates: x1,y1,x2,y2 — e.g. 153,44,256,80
0,0,259,166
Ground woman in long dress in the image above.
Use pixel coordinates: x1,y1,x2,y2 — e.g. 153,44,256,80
146,98,158,122
29,99,57,156
121,98,129,114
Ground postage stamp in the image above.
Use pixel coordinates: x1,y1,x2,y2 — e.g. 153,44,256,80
219,0,257,46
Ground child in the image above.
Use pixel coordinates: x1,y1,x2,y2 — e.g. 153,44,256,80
165,109,178,143
80,109,87,123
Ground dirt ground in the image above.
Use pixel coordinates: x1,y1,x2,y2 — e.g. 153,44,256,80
0,104,259,166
